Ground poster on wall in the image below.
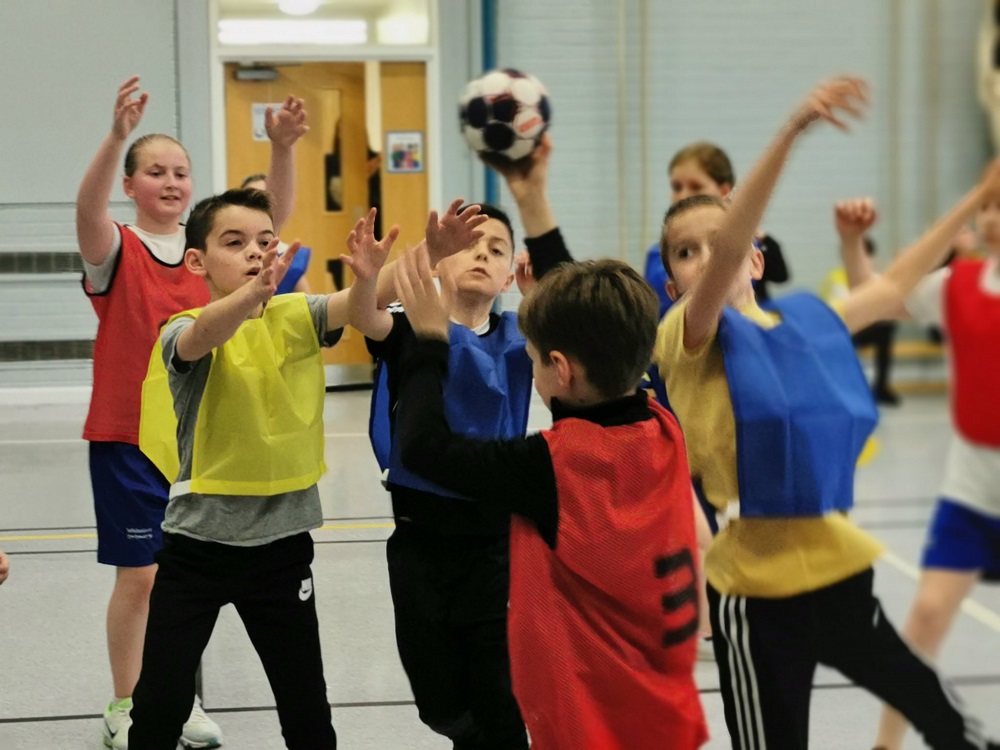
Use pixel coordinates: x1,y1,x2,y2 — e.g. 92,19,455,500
386,131,424,173
251,103,285,141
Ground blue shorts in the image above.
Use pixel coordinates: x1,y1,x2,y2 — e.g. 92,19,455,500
921,499,1000,582
90,442,169,567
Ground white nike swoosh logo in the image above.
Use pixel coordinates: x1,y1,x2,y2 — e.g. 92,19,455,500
299,579,313,601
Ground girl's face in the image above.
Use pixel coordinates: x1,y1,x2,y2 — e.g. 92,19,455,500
123,139,192,227
669,159,732,204
975,199,1000,256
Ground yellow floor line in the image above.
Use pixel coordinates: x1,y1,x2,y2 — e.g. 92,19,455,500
882,550,1000,633
0,522,394,543
0,432,370,447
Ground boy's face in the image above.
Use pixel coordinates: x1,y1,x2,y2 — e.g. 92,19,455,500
435,218,515,303
669,159,731,204
975,199,1000,255
186,205,275,299
664,205,763,304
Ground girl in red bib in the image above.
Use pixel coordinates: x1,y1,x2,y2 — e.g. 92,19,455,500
867,197,1000,750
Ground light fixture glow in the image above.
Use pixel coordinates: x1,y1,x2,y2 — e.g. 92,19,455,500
218,18,367,45
278,0,321,16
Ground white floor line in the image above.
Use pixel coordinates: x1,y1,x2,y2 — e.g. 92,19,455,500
882,550,1000,633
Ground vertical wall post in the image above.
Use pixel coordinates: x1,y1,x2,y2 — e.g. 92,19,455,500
482,0,499,204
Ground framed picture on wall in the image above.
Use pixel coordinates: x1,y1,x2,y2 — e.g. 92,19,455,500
386,131,424,173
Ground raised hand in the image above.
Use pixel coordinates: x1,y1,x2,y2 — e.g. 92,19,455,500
112,76,149,140
426,199,488,265
514,250,535,294
834,198,878,242
480,132,553,201
342,208,400,281
266,95,309,148
395,243,450,340
251,239,300,303
790,77,868,133
0,549,9,585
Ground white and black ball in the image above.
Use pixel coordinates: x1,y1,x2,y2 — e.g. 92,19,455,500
459,68,551,162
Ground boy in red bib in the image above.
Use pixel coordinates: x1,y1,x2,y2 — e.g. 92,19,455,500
389,246,708,750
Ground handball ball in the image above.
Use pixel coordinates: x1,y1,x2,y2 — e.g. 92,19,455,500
459,68,551,163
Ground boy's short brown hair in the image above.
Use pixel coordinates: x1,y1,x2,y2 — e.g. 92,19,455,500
519,260,660,398
185,188,274,252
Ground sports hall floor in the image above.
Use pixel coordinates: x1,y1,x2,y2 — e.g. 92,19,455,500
1,387,998,749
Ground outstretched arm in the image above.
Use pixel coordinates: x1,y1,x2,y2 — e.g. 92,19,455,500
175,241,300,362
393,243,560,543
841,159,1000,333
483,134,572,295
684,77,869,350
343,208,401,341
482,133,557,238
77,76,149,265
265,96,309,233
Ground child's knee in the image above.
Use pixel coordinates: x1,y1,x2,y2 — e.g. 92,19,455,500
115,564,157,599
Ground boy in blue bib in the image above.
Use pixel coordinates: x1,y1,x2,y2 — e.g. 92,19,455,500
346,138,573,749
655,77,1000,750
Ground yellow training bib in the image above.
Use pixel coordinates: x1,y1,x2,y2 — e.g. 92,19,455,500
140,294,327,495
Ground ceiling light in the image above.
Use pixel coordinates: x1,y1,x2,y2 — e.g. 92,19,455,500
218,19,367,45
278,0,321,15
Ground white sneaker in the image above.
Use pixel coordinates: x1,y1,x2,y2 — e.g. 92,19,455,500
102,698,132,750
181,696,223,748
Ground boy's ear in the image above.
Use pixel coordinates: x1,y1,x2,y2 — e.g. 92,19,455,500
184,247,208,278
749,247,765,281
500,270,515,293
719,182,734,198
666,278,680,301
548,350,574,388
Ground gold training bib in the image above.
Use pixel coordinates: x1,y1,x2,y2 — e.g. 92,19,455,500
140,294,327,496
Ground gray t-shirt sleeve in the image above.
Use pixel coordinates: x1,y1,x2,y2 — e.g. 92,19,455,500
161,316,203,374
305,293,344,348
159,316,212,429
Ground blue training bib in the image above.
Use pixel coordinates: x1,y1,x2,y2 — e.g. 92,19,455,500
369,312,533,499
718,293,877,518
276,246,312,296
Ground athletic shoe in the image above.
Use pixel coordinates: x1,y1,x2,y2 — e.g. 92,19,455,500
181,696,223,748
103,697,132,749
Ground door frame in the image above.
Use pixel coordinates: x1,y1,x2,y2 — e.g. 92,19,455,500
206,0,441,213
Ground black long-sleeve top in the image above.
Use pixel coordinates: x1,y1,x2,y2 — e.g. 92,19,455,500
365,227,573,536
396,337,656,549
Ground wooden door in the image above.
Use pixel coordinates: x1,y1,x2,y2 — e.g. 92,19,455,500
225,62,368,367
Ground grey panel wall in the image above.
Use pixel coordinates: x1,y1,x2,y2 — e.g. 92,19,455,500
0,0,179,204
0,0,212,387
494,0,990,291
437,0,481,206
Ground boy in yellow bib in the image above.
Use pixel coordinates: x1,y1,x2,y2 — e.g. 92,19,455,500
131,188,345,749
